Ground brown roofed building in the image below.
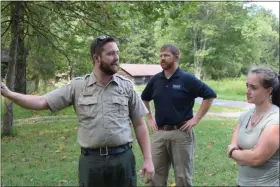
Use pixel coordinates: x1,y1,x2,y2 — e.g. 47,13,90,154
118,64,162,85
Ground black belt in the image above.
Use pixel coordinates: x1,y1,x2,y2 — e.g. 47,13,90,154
158,121,186,131
81,143,131,156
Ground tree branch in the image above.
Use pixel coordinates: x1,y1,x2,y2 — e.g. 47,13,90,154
29,22,72,63
33,2,99,24
32,2,95,36
64,1,100,18
24,8,66,45
1,20,12,37
1,2,12,12
1,20,11,24
32,1,118,38
32,19,66,43
82,19,111,36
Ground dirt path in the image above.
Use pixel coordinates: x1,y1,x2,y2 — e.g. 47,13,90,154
195,98,253,109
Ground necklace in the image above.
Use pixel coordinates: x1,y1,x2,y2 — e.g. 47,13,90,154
250,114,265,127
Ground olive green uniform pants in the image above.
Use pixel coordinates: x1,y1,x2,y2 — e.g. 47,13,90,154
79,148,136,187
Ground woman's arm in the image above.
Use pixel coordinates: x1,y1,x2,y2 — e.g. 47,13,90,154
231,124,279,166
229,123,240,147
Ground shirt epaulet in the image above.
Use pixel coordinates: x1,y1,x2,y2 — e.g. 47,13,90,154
73,77,83,80
84,74,91,79
72,74,90,82
116,74,133,84
72,74,91,97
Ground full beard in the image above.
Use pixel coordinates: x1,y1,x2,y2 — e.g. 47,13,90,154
100,60,118,75
161,61,173,70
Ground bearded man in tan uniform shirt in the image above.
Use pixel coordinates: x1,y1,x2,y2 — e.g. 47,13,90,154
1,36,154,187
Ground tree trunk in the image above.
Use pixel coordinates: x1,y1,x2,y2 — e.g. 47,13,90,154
3,2,22,136
15,20,27,94
194,60,201,79
34,76,39,91
193,7,211,80
199,33,207,80
193,28,201,79
69,61,73,80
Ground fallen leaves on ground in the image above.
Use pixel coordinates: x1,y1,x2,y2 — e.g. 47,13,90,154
59,179,67,183
22,158,29,162
207,141,215,149
35,161,40,166
60,156,66,161
221,181,227,185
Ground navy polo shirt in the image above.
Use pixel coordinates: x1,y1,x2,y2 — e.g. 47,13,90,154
141,68,216,127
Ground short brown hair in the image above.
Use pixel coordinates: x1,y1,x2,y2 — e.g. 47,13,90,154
90,36,115,58
160,44,180,56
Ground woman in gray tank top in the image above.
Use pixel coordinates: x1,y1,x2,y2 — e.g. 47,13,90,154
227,66,279,186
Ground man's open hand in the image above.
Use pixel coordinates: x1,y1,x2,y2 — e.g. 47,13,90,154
141,158,155,184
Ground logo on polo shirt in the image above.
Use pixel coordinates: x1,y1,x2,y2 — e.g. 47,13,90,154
172,84,181,89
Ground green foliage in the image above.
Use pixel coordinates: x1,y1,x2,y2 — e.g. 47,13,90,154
120,29,158,64
1,1,12,47
1,1,278,82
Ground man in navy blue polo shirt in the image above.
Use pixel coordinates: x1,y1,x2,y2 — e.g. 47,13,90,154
141,44,216,186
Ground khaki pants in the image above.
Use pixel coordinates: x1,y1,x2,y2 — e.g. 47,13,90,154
150,128,196,187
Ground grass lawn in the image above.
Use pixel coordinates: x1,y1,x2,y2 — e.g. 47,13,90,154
1,78,244,186
1,102,76,120
2,117,238,186
204,78,246,101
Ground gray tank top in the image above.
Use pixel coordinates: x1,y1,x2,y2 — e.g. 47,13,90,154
237,105,279,186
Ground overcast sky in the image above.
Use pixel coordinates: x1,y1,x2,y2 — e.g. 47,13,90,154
251,1,279,17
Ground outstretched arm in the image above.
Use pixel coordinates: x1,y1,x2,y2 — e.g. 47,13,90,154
1,82,49,110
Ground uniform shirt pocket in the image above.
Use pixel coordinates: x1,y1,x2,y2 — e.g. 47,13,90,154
110,96,129,118
76,96,98,120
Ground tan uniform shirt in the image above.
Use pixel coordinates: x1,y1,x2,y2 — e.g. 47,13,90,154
44,72,148,148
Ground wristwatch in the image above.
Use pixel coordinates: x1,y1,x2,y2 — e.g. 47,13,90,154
228,147,238,158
